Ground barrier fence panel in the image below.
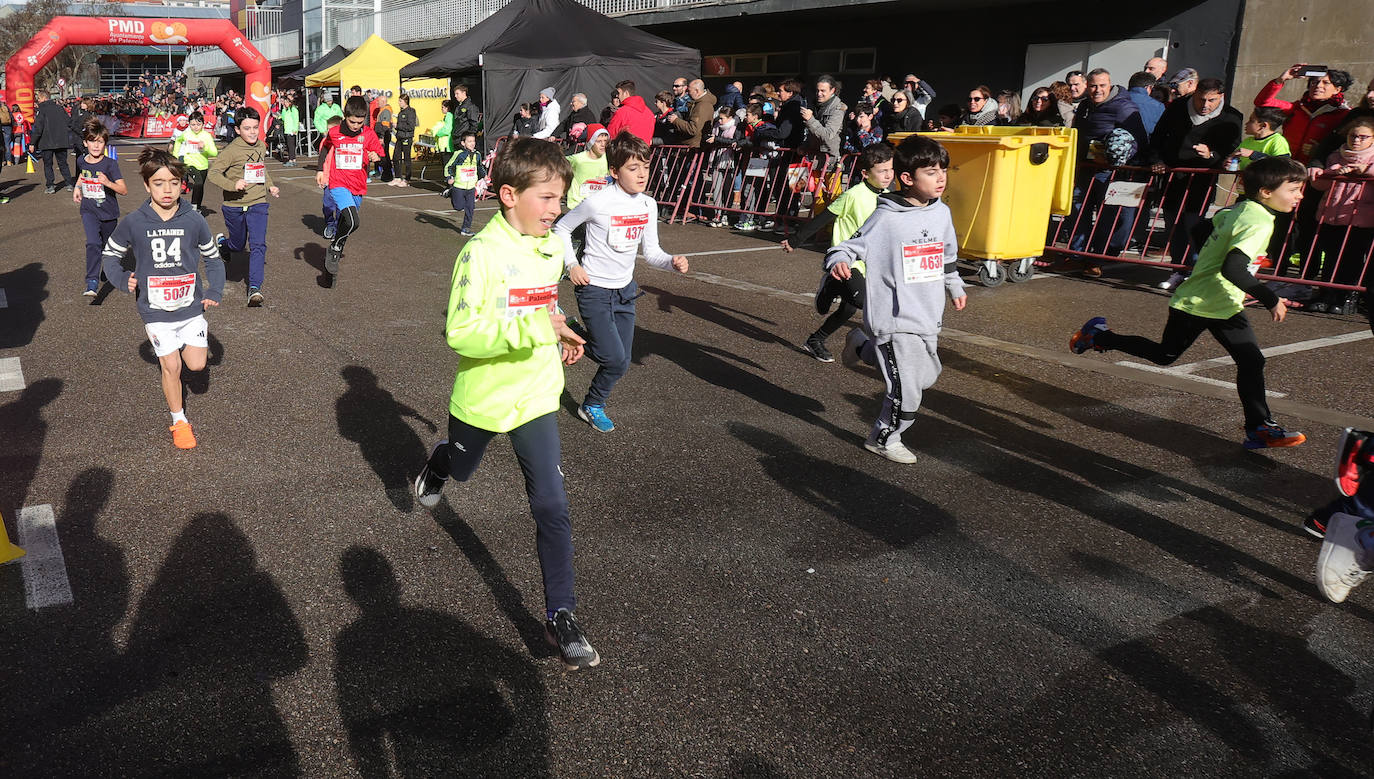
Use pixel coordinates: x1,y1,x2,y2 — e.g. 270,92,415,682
1046,163,1371,297
679,146,819,230
646,144,704,224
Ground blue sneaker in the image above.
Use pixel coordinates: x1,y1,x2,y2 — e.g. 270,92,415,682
1244,421,1306,450
83,279,99,297
577,404,615,433
1070,316,1108,354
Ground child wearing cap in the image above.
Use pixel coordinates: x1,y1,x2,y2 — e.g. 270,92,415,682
565,124,610,211
172,113,217,215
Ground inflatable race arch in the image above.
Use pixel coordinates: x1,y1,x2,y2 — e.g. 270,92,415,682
4,16,270,130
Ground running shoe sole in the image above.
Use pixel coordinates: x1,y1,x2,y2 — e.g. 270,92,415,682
247,291,264,307
413,440,448,509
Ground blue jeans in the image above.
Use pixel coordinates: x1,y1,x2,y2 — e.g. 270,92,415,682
574,280,638,407
1069,169,1136,259
427,412,575,614
81,212,116,283
222,202,269,288
448,185,475,230
322,192,338,232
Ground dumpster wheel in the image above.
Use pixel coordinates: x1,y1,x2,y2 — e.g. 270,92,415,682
976,260,1005,288
1006,258,1036,283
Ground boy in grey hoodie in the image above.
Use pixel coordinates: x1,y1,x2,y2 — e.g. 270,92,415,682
824,135,967,463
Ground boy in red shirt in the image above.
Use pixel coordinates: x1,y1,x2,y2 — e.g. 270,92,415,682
315,96,384,286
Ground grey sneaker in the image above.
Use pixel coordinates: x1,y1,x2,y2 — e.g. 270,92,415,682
865,439,918,464
545,609,600,670
413,440,448,509
247,286,264,307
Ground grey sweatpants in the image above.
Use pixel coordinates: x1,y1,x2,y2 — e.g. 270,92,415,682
870,333,941,447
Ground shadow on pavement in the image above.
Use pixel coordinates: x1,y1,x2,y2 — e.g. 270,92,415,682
5,511,308,775
335,546,550,776
335,365,437,512
0,378,62,522
293,241,331,287
641,285,790,347
0,261,49,349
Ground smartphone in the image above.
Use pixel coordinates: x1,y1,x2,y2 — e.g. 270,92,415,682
1303,65,1328,78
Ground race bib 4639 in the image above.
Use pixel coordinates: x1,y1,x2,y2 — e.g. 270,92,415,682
902,242,945,284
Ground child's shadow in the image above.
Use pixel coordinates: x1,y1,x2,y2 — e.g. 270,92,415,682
414,211,462,236
300,213,326,235
293,243,331,288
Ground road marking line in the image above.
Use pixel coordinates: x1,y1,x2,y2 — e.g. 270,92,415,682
366,192,440,200
0,357,25,392
274,175,317,181
679,246,781,258
1112,360,1286,397
643,264,1374,429
1169,330,1373,373
17,505,73,609
0,288,7,308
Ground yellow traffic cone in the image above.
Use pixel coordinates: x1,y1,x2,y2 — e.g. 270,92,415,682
26,154,34,174
0,510,25,565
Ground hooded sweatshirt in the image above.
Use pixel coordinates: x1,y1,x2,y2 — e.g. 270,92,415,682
825,193,965,339
607,94,655,143
207,135,275,206
102,199,225,324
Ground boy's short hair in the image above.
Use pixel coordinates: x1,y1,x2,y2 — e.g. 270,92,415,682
615,80,636,96
342,96,369,119
1241,156,1307,194
491,136,571,194
608,130,652,169
82,117,109,142
458,130,476,142
860,141,895,171
894,134,950,179
236,106,260,124
327,115,343,127
1251,106,1287,130
138,146,185,182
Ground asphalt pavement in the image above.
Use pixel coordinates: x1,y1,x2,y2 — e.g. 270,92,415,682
1,145,1373,777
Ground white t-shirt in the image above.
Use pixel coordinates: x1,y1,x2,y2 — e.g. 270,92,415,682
553,184,675,289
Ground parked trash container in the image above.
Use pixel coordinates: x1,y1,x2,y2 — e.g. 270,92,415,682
889,128,1076,285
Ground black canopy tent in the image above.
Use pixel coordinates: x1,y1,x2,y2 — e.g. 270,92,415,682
280,45,352,85
400,0,699,142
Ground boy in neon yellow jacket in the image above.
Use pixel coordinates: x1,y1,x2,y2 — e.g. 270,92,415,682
414,137,600,671
172,113,218,214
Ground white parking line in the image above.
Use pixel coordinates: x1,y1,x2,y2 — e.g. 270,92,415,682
366,192,440,200
679,246,782,258
17,505,73,609
1169,330,1373,373
0,357,25,392
1111,361,1286,397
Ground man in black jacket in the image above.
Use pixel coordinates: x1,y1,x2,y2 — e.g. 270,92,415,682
774,79,807,149
68,97,92,161
451,84,481,141
1148,77,1244,285
392,92,418,183
554,93,596,142
31,90,73,193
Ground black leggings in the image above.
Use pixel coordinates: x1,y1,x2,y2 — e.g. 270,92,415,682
186,167,207,207
1096,307,1271,429
814,271,866,340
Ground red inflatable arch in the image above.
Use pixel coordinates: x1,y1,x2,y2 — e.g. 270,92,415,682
4,16,270,132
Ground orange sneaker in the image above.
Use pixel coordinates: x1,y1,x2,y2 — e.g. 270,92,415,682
170,420,197,449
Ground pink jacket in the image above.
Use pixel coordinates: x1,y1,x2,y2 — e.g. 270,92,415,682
1312,145,1374,228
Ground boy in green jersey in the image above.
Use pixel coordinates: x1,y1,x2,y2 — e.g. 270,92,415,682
414,138,598,671
565,124,610,210
1071,157,1310,449
1231,107,1292,170
781,142,895,362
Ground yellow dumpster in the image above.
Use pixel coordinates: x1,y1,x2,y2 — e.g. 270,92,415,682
889,128,1076,285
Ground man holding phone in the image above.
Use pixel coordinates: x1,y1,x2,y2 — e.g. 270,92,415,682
1254,63,1353,163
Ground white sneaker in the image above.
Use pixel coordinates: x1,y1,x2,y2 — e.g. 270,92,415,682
842,327,868,370
1158,272,1186,291
1317,512,1374,603
864,439,917,464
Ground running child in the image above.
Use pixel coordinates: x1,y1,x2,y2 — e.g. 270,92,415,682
173,112,217,215
101,147,224,450
1229,106,1291,170
824,134,967,464
565,124,610,211
74,118,127,296
320,114,342,239
412,137,598,670
208,107,279,306
442,130,486,236
782,141,894,362
552,130,689,433
1070,156,1308,449
316,96,384,285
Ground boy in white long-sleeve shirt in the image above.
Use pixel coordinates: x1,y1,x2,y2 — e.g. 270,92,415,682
554,130,689,432
825,135,967,464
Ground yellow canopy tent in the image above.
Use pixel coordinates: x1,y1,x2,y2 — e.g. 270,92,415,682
306,34,447,150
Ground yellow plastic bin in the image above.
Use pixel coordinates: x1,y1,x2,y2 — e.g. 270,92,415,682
889,128,1076,285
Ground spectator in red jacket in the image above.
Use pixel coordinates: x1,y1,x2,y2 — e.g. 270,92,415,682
606,80,654,144
1254,63,1353,163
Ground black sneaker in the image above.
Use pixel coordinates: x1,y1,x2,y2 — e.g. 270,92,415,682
545,609,600,671
413,440,448,509
325,246,342,276
803,335,834,363
1304,511,1329,539
247,286,264,307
